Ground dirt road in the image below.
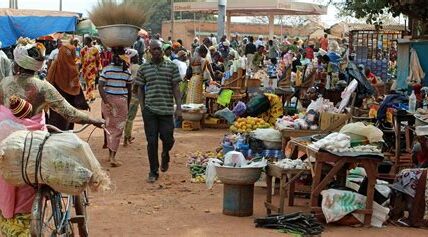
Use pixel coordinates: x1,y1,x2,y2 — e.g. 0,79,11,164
80,101,428,237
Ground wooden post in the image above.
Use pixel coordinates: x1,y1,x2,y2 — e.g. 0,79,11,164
268,14,275,40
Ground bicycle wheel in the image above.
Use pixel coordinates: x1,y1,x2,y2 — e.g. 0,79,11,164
30,186,73,237
72,194,88,237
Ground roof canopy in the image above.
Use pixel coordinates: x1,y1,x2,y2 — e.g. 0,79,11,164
0,8,80,47
173,0,327,16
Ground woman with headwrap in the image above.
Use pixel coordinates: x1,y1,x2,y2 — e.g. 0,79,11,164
47,44,89,130
80,37,102,102
98,47,132,167
0,38,104,237
186,45,213,104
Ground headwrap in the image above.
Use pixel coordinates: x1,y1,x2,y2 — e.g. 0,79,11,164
47,45,80,95
209,46,216,52
223,40,230,47
176,50,187,58
9,95,32,119
172,42,181,50
13,38,45,72
162,44,172,51
126,48,138,58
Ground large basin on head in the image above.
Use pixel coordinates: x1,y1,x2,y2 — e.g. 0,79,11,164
216,166,262,185
97,24,140,48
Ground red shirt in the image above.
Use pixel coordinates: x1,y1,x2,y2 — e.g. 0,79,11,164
305,47,314,60
320,38,329,51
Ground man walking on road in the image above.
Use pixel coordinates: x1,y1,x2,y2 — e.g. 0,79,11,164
135,40,182,183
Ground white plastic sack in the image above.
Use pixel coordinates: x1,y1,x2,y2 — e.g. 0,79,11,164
338,79,358,113
250,128,282,142
0,130,110,195
321,189,389,227
340,122,384,143
224,151,247,168
0,120,26,142
244,158,267,168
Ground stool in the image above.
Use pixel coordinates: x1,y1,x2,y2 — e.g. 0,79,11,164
265,164,311,214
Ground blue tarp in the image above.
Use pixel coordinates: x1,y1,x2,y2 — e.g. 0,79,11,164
0,8,79,48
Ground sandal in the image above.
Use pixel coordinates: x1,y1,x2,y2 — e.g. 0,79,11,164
110,160,123,167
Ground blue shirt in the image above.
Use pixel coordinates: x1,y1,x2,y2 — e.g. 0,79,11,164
99,64,132,95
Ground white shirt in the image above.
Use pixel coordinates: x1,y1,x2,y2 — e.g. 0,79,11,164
210,37,217,46
0,50,12,81
255,39,264,49
48,48,59,60
172,59,188,80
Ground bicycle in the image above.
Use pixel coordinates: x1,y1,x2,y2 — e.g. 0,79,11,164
29,124,103,237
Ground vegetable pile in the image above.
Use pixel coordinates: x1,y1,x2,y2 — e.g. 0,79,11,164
187,151,222,183
254,212,324,236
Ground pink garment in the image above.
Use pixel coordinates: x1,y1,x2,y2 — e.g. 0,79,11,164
0,105,46,218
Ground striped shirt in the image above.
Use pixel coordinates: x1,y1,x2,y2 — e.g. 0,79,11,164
99,65,132,95
135,59,181,115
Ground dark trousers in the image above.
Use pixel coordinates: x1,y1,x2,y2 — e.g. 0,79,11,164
142,107,175,175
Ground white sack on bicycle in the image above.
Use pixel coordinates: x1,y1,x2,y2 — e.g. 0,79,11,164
0,130,111,195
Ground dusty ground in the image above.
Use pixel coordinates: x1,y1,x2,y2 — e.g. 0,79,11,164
79,100,428,237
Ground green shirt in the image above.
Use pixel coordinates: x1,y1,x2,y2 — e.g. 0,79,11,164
135,59,181,115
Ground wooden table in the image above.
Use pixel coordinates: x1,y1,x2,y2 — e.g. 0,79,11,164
203,92,247,115
265,164,311,215
286,136,383,226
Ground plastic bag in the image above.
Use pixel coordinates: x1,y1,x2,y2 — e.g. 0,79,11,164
306,97,324,113
340,122,384,143
245,158,267,168
223,151,247,167
250,128,281,142
214,108,236,124
205,158,223,189
338,79,358,113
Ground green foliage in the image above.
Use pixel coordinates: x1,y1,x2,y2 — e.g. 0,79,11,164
334,0,428,25
123,0,217,34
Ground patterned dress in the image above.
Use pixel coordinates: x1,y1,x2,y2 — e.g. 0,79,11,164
80,46,101,100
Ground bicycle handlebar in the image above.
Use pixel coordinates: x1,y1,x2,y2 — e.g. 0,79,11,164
46,124,110,135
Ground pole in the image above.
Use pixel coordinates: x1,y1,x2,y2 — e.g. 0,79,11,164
59,0,62,11
217,0,227,41
170,0,174,40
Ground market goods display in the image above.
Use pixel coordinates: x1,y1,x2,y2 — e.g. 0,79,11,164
274,158,311,170
230,117,271,133
276,111,319,130
310,132,382,154
187,151,221,183
0,130,110,195
254,212,324,236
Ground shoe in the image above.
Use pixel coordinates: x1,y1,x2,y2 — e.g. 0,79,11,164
110,160,123,167
161,152,170,172
147,174,159,183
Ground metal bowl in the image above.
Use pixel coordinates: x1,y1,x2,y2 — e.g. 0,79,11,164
216,166,262,185
97,24,140,48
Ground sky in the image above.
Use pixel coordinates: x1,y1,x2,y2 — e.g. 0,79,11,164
0,0,341,26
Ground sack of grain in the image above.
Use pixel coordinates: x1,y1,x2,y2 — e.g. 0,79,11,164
0,130,110,195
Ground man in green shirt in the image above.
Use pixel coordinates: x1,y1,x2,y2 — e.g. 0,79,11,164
135,40,182,183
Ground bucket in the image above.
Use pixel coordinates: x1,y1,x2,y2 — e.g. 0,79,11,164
223,183,254,216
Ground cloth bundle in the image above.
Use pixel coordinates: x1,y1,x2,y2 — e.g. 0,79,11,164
0,130,110,195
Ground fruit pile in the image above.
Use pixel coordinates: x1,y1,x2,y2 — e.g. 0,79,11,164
230,117,270,133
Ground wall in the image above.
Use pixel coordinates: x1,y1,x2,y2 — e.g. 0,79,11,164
162,20,320,49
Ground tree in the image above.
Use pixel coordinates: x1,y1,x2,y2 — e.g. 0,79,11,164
124,0,216,35
332,0,428,25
